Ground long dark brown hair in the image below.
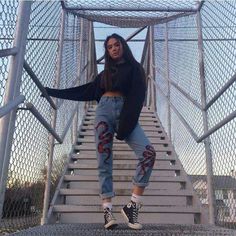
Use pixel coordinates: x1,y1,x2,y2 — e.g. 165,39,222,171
102,33,138,91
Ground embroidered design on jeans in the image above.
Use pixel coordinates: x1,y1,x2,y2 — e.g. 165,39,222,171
95,121,113,164
138,145,156,176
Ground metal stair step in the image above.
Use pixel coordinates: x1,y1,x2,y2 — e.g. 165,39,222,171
64,175,186,182
84,116,159,122
69,159,177,168
76,150,173,156
78,130,167,137
68,162,181,171
80,125,163,132
73,144,172,152
87,106,155,113
69,181,183,191
59,188,193,196
77,137,168,144
53,204,200,214
83,120,161,127
71,169,179,177
86,112,158,119
59,212,196,224
71,153,175,161
65,195,189,206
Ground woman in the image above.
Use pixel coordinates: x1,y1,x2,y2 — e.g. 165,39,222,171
43,33,156,230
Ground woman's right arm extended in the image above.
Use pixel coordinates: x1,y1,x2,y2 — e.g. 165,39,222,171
44,74,100,101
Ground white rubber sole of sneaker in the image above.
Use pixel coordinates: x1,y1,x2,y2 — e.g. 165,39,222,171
121,209,143,230
105,219,118,230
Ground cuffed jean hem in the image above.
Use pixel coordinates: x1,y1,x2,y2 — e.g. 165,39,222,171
100,191,115,199
132,179,149,187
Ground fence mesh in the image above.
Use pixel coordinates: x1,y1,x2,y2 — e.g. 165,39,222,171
0,1,90,233
154,1,236,229
201,1,236,227
0,0,18,108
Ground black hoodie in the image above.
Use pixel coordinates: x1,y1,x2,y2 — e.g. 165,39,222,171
45,61,146,140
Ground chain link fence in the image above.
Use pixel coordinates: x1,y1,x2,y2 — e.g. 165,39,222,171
0,1,90,234
154,1,236,229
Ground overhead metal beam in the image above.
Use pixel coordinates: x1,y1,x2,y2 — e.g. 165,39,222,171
62,5,197,13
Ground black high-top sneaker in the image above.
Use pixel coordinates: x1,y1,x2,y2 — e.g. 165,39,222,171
121,201,142,229
104,208,118,229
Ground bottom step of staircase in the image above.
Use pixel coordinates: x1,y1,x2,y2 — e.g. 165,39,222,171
11,223,236,236
53,205,201,224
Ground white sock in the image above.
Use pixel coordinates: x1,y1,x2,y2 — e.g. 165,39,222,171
131,193,143,204
103,202,112,210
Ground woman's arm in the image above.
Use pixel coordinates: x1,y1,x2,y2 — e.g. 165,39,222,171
44,74,101,101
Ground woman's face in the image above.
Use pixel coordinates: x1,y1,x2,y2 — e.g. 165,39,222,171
107,37,124,61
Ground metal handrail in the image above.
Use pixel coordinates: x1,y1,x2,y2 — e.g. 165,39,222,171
151,77,199,142
169,79,202,110
204,71,236,111
0,47,18,57
197,109,236,143
153,66,203,110
149,75,236,143
0,95,25,118
24,103,78,144
23,60,90,110
25,103,62,143
23,60,57,110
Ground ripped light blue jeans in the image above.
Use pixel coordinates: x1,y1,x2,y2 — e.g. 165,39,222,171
94,96,156,199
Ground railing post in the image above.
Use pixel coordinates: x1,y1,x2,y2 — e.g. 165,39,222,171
165,20,172,140
196,9,215,224
41,8,66,225
73,17,84,144
0,1,32,219
149,25,156,111
145,27,151,107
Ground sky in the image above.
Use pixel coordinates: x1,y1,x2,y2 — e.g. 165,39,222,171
93,22,147,72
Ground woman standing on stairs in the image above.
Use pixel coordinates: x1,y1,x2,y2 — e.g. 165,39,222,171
43,33,156,230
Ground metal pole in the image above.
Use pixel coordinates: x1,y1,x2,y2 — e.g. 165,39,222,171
165,20,172,140
145,28,151,107
73,17,84,144
149,25,156,111
41,8,66,225
0,1,32,219
196,9,215,225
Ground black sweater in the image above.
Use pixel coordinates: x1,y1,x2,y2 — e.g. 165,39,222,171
45,61,146,140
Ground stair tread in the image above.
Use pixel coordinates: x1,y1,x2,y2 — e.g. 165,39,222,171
71,153,175,160
77,138,168,144
73,144,172,152
64,175,186,182
53,204,200,213
80,125,164,131
78,130,167,137
59,188,193,196
68,163,181,170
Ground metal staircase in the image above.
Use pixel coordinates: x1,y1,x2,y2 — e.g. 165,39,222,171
47,105,208,225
